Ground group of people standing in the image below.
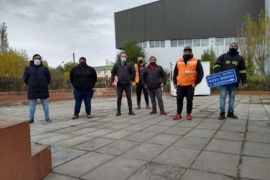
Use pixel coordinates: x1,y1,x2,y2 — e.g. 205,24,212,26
23,42,247,123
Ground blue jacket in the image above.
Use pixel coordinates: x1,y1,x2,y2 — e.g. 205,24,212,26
23,61,51,99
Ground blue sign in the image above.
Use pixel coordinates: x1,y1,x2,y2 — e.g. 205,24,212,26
206,69,237,88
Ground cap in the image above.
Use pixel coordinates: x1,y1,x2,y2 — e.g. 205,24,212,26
229,42,238,48
183,46,192,51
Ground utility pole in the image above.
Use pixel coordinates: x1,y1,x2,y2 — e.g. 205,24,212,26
73,53,75,63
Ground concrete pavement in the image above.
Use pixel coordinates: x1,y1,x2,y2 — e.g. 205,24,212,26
0,94,270,180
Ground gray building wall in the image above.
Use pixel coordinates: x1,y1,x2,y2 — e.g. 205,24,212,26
114,0,265,49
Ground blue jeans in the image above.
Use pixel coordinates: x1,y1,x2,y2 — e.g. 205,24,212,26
73,88,94,114
29,99,49,120
219,84,238,112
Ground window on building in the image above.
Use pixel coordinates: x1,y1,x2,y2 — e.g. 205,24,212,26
171,40,177,47
185,39,192,46
155,41,161,47
150,41,155,48
216,38,224,46
160,41,165,47
193,39,200,46
225,38,234,46
178,40,185,47
201,39,208,46
142,42,147,48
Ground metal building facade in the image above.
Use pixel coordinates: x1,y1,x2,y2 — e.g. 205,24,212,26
114,0,265,49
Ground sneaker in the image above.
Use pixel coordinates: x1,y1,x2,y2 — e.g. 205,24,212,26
149,109,157,114
87,113,92,118
173,114,182,120
72,114,79,119
116,112,121,116
186,114,192,120
46,119,52,123
129,111,135,115
218,112,225,120
227,111,238,119
160,109,167,115
29,119,34,124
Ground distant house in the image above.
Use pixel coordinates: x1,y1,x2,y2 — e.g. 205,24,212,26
94,60,114,78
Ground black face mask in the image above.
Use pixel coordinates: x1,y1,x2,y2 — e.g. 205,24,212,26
138,60,143,64
150,62,156,66
229,48,237,54
80,62,86,67
183,54,193,60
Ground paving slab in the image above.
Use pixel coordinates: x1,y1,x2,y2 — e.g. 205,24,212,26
214,130,245,141
53,152,115,177
128,162,186,180
191,151,240,177
182,169,234,180
152,146,200,168
145,133,181,146
73,137,116,151
243,142,270,158
172,136,211,150
81,156,147,180
240,156,270,180
163,126,192,136
186,128,216,138
205,139,243,155
123,131,157,142
52,148,86,167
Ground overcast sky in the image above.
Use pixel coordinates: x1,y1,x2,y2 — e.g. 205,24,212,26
0,0,158,67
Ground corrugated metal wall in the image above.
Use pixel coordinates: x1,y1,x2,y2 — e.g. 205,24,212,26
114,0,264,49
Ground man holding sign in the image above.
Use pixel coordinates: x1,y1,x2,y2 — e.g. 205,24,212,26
213,42,248,120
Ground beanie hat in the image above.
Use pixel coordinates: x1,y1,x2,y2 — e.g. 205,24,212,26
79,57,86,61
229,42,238,49
183,46,192,51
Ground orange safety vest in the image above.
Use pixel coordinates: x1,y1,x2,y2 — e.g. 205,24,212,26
176,57,198,86
134,63,148,83
134,64,140,83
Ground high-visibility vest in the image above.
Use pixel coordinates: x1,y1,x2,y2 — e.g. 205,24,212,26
134,63,148,83
176,57,198,86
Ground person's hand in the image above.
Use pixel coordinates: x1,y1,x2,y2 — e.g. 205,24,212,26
242,83,248,88
111,83,116,87
192,83,196,88
145,85,147,89
132,82,136,86
174,85,177,89
160,83,164,87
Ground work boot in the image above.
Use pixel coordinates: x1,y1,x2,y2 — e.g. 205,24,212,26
146,102,151,109
29,119,34,124
160,109,167,115
135,101,141,109
227,111,238,119
87,113,92,118
116,111,121,116
218,112,225,120
72,114,79,119
46,119,52,123
129,111,135,115
149,108,157,114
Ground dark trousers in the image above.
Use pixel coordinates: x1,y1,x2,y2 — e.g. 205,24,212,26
148,88,164,109
136,83,149,103
73,88,94,114
117,85,132,112
176,85,194,114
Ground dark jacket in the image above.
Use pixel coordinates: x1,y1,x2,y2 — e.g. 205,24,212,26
111,62,135,86
213,51,247,86
70,64,97,90
23,61,51,99
142,64,166,90
173,58,204,86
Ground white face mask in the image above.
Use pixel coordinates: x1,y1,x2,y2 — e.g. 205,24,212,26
121,57,126,62
34,60,41,66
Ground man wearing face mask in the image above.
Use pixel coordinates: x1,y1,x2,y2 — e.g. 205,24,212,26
141,56,167,115
213,42,248,120
173,46,204,120
70,57,97,119
111,52,135,116
134,57,150,109
23,54,51,123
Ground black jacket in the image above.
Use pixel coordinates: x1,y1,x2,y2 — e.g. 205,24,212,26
142,65,166,90
70,65,97,90
173,58,204,86
213,51,247,86
23,61,51,99
111,62,135,86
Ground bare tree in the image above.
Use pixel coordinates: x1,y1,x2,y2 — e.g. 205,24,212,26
0,23,9,51
238,10,270,76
